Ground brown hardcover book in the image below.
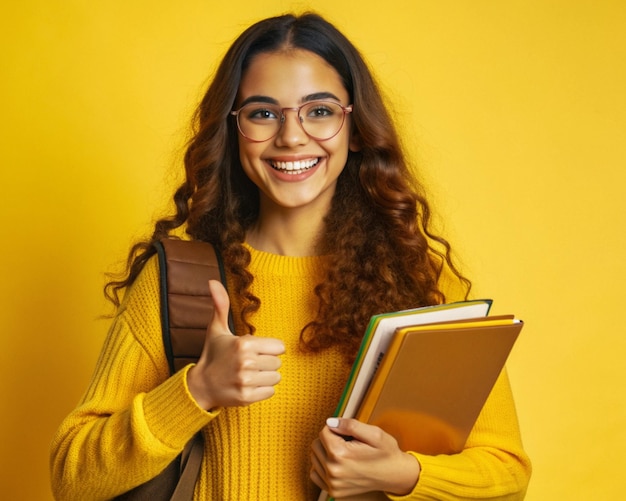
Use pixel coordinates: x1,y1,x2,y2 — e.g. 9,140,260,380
356,316,523,454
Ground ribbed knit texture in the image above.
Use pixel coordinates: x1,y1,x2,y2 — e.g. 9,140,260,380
50,244,530,500
197,244,349,500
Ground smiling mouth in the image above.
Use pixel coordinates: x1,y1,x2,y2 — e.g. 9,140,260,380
269,158,320,175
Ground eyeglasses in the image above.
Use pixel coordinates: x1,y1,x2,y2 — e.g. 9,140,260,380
230,100,353,142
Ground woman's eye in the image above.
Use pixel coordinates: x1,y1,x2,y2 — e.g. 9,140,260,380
247,108,279,120
307,106,333,118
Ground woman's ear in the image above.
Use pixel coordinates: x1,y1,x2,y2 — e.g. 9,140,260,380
349,131,362,152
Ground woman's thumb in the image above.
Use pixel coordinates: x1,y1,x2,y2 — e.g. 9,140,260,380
207,279,232,336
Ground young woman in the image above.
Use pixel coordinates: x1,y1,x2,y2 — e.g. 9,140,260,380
50,13,531,500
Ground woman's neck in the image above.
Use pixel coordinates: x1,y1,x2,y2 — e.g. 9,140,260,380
246,206,326,257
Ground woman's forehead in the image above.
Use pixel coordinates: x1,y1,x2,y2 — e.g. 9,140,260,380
237,49,349,106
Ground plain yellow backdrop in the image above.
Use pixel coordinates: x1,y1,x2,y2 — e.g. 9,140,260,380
2,1,624,499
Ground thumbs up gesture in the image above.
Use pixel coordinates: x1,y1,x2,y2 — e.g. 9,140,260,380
187,280,285,410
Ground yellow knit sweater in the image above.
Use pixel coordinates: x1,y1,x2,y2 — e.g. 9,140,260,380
50,245,531,500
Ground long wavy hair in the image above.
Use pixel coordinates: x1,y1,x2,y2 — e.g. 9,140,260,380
105,12,471,362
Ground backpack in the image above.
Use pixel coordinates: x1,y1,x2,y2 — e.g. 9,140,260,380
116,238,231,501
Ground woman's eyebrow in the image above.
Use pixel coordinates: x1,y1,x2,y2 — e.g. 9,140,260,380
302,92,342,102
239,95,279,107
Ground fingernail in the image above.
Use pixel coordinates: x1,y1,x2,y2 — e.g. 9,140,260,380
326,417,340,428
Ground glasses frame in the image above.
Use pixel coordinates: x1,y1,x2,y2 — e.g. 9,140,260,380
230,100,353,143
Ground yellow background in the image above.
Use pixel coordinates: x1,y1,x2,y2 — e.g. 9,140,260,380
2,1,624,499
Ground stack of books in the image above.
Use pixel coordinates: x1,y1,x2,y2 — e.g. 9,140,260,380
318,299,523,501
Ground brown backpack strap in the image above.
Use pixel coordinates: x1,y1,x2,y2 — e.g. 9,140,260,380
154,238,234,373
170,432,205,501
121,238,232,501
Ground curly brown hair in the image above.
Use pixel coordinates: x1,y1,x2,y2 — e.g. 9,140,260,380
105,13,470,362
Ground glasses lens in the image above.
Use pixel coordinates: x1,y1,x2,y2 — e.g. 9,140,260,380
299,101,346,140
237,104,282,142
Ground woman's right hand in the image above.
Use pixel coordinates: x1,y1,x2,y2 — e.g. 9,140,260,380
187,280,285,410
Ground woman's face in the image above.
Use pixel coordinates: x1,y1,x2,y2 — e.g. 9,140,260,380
235,48,356,217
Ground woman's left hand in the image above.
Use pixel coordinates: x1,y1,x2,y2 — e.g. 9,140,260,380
310,417,421,498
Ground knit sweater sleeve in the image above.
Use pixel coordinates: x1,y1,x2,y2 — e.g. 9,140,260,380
50,257,218,501
388,368,531,500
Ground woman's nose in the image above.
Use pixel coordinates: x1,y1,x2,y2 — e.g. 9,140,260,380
274,109,309,147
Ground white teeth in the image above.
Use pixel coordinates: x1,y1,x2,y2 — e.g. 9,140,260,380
271,158,319,173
